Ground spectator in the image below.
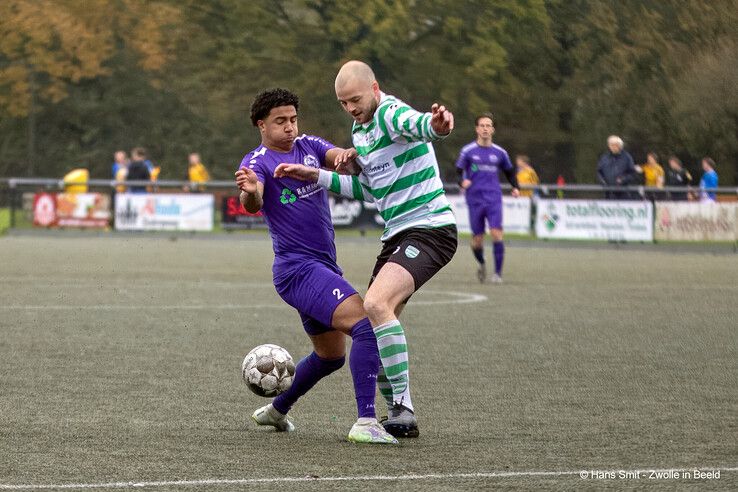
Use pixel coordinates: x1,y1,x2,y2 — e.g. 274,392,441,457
596,135,636,199
184,152,211,192
665,156,692,200
111,150,129,178
639,152,665,188
126,147,151,193
515,155,539,198
699,157,719,202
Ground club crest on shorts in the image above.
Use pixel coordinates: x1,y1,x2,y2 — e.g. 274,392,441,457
404,245,420,259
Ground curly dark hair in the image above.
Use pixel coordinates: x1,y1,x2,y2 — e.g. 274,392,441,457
250,88,299,126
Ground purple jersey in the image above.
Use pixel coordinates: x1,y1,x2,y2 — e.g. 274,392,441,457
456,142,513,205
239,134,336,273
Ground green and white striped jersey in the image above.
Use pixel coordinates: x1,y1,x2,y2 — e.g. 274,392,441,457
317,92,456,240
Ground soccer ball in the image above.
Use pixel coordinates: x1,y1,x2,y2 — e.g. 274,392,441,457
241,344,295,397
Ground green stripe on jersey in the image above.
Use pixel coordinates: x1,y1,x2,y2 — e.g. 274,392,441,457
365,166,436,199
393,143,429,167
380,188,445,221
352,120,376,134
355,136,394,156
390,106,412,135
330,172,341,194
351,176,364,200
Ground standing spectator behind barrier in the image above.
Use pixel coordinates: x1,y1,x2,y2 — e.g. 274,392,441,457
111,150,129,178
699,157,719,202
126,147,151,193
184,152,210,192
596,135,636,199
112,151,129,192
635,152,665,200
665,156,692,200
516,155,539,198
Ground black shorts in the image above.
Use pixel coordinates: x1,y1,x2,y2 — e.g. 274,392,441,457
369,225,458,292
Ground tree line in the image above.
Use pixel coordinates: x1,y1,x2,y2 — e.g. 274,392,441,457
1,0,736,184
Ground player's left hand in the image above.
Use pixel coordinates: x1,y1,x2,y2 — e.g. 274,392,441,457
511,188,520,198
334,148,359,173
430,103,454,135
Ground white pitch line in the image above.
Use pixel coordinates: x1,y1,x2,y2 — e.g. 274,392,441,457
0,291,488,310
0,467,735,490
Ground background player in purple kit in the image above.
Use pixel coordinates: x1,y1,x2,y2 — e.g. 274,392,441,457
456,113,520,283
234,88,397,444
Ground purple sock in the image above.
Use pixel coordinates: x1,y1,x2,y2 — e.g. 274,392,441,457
350,318,379,418
272,352,344,415
493,241,505,275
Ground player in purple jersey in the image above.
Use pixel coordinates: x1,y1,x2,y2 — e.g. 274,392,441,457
456,113,520,283
234,88,397,444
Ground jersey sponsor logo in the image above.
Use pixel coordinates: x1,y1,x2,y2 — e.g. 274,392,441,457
404,245,420,259
364,161,391,176
303,155,320,168
279,188,297,205
475,164,498,173
295,183,321,199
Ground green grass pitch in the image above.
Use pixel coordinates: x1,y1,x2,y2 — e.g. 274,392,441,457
0,235,736,490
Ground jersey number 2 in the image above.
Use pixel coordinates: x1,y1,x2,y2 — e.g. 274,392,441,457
332,288,344,300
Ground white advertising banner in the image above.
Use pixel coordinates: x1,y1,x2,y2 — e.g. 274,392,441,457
535,199,653,242
655,202,737,241
114,193,214,231
447,194,532,235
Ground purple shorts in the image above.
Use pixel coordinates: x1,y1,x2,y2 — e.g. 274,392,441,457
274,261,358,336
468,198,503,235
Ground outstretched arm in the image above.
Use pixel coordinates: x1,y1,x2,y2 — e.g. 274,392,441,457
382,101,454,143
325,147,361,175
274,164,373,203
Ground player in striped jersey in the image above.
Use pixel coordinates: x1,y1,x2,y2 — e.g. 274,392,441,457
275,61,458,438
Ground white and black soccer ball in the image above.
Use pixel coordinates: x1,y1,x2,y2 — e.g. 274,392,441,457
241,344,295,397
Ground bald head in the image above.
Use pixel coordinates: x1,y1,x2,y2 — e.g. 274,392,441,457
335,60,376,91
335,60,381,124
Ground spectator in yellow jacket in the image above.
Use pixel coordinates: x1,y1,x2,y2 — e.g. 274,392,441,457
185,152,211,192
515,155,539,197
639,152,665,188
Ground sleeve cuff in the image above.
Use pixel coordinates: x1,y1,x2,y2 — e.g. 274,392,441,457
317,169,334,189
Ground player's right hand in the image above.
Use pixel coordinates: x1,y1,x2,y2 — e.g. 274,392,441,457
461,179,472,190
235,168,258,194
274,163,319,183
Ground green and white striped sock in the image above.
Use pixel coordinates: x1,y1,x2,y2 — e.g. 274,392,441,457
376,366,393,410
373,320,413,412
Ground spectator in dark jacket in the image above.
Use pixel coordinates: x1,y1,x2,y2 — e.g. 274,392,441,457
665,156,692,201
126,147,151,193
597,135,636,199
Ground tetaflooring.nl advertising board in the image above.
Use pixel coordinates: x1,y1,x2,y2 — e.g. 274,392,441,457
535,199,653,242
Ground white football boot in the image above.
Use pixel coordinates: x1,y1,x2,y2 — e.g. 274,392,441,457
251,403,294,432
348,418,399,444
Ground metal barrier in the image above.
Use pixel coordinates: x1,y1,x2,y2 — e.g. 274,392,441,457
1,177,737,238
